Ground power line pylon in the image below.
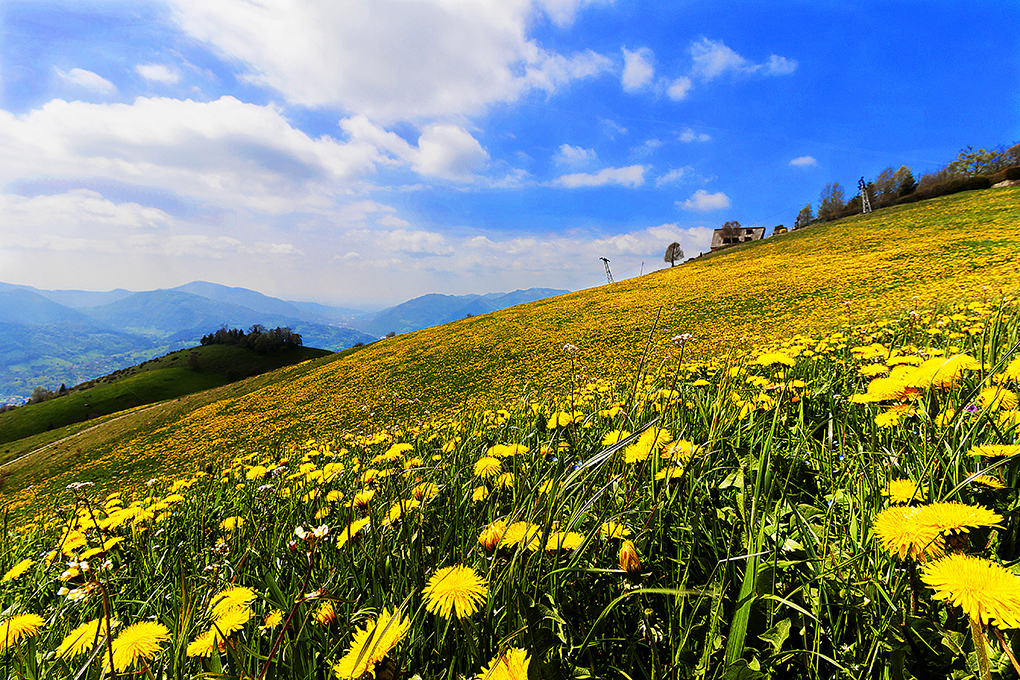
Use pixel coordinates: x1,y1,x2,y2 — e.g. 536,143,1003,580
859,177,872,214
600,257,614,284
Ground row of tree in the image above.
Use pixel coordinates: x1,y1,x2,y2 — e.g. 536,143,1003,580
199,325,303,353
794,142,1020,228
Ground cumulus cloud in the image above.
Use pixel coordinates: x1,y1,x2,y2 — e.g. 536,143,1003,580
554,144,598,168
630,138,662,158
655,167,692,187
789,155,818,167
55,68,116,94
678,189,730,212
166,0,613,121
412,124,490,181
553,164,647,188
621,47,655,92
135,63,181,84
666,76,692,101
678,127,711,143
689,38,797,81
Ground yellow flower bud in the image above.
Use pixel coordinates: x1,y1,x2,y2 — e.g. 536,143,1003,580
619,540,641,576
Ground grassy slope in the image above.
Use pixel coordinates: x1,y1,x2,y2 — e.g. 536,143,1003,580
0,343,331,459
3,186,1019,513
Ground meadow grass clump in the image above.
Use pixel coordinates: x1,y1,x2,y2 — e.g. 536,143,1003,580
1,295,1020,678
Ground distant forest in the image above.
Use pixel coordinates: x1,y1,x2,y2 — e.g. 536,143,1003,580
200,325,303,353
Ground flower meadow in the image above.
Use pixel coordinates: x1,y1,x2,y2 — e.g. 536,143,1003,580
3,291,1020,679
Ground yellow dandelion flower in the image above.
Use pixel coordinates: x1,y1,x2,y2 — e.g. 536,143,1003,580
186,628,222,657
332,608,410,679
495,472,514,489
969,444,1020,459
422,565,488,619
385,499,420,526
352,489,376,509
0,613,45,653
478,520,507,552
971,475,1006,490
978,386,1019,410
108,621,170,672
922,554,1020,629
336,517,371,549
2,558,34,582
599,521,631,539
543,531,584,552
56,617,118,659
881,479,927,504
875,404,918,428
874,502,1003,561
655,466,686,481
908,354,979,390
475,647,531,680
219,516,244,532
472,486,490,503
262,610,284,630
474,457,502,479
601,430,631,446
499,522,541,551
213,606,252,635
412,482,439,502
858,364,889,377
211,587,257,619
315,600,337,625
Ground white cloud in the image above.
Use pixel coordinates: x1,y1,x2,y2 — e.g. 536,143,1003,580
689,38,797,81
621,47,655,92
553,164,647,188
630,138,662,158
554,144,598,168
412,124,489,181
55,68,116,94
655,167,692,187
678,127,711,143
135,63,181,84
666,76,692,101
789,155,818,167
678,189,730,212
166,0,613,121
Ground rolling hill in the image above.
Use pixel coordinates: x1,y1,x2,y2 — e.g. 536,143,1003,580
2,185,1019,511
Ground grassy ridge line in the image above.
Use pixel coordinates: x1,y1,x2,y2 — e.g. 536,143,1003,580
4,186,1019,512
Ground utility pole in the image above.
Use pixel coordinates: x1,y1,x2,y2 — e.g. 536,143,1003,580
600,257,614,284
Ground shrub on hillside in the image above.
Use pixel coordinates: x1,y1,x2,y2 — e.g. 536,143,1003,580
896,175,991,204
200,325,303,353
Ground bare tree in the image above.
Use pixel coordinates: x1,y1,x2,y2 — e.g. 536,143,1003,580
794,205,813,229
817,183,845,221
664,242,684,267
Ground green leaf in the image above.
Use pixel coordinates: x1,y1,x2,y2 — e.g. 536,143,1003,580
721,659,766,680
758,618,791,655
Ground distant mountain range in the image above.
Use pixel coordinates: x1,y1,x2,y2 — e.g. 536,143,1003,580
0,281,567,399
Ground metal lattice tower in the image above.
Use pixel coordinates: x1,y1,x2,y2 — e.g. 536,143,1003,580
859,177,872,214
600,257,614,284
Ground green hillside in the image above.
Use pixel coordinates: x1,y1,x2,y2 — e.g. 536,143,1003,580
3,186,1019,510
0,343,331,461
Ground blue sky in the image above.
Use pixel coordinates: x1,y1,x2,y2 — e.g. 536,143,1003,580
1,0,1017,307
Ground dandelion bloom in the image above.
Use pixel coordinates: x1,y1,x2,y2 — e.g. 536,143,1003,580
969,444,1020,459
881,479,927,504
211,587,257,619
970,475,1006,490
601,430,631,446
333,608,410,679
753,352,795,367
56,617,118,659
478,521,507,552
0,613,44,652
108,621,171,672
472,486,490,503
543,531,584,552
474,457,502,479
495,472,515,489
908,354,979,390
186,628,223,657
262,610,284,630
422,565,488,619
619,540,641,575
2,558,34,582
499,522,541,551
922,554,1020,629
874,502,1002,561
336,517,370,549
475,647,531,680
315,600,337,625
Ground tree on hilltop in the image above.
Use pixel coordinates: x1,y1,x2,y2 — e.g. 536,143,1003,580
817,182,845,221
664,242,684,267
794,205,813,229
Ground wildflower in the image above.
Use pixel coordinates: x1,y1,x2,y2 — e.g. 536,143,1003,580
499,522,541,551
333,608,410,679
186,628,223,657
0,613,44,653
2,558,34,582
475,647,531,680
262,610,284,630
472,486,490,503
336,517,370,549
655,466,686,481
412,482,439,502
474,457,502,478
908,354,979,390
219,516,244,532
601,430,631,446
969,444,1020,459
922,554,1020,629
971,475,1006,490
352,489,376,508
108,621,171,672
881,479,927,504
874,502,1003,561
753,352,795,367
977,386,1018,410
211,587,257,619
495,472,515,489
315,600,337,625
295,524,330,541
422,565,488,619
543,531,584,552
478,520,507,552
619,540,641,576
56,617,118,659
